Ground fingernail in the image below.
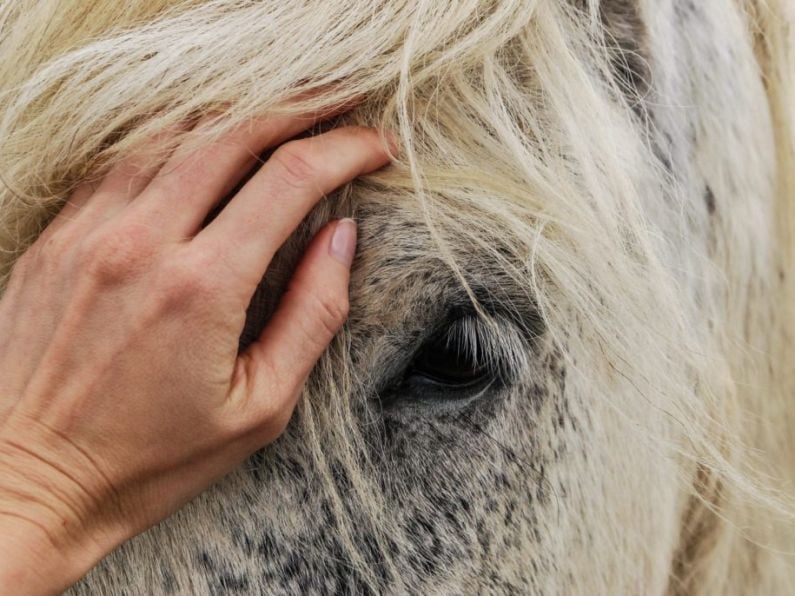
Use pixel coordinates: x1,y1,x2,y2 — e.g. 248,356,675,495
329,218,357,266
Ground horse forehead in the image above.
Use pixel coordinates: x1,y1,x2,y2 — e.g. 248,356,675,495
238,198,455,349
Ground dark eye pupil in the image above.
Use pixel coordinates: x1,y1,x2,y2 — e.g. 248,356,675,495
409,335,488,387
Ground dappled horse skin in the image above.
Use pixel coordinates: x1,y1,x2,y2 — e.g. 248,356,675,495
0,1,793,594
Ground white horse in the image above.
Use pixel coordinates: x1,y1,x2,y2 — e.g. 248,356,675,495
0,1,792,593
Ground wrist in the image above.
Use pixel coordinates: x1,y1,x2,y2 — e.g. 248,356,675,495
0,428,128,594
0,513,87,595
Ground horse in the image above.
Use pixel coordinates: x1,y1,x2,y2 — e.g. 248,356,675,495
0,0,792,593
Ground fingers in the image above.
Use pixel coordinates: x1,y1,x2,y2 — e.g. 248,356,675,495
46,100,355,242
43,125,186,238
85,125,189,213
134,105,353,238
40,178,101,239
192,126,390,292
231,218,356,434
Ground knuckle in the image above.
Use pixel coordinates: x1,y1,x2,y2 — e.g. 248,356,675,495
155,255,217,307
78,222,156,284
307,289,349,342
250,394,295,441
270,141,319,190
227,356,298,441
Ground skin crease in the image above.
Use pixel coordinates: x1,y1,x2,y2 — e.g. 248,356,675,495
0,112,395,594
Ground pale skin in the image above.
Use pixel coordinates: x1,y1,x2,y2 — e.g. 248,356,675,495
0,109,395,594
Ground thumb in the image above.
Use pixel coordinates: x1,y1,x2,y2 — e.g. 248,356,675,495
234,218,356,434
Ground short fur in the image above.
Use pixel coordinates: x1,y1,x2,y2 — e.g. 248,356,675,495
0,0,793,593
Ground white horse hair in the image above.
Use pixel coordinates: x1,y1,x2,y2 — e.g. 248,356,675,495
0,0,793,593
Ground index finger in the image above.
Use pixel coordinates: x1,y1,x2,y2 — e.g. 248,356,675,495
132,99,362,239
190,126,393,292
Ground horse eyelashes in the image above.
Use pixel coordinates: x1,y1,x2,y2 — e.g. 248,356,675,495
381,314,527,409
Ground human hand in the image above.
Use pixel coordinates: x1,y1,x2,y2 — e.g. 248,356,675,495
0,112,393,594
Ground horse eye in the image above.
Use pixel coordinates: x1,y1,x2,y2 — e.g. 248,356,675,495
403,319,492,391
378,314,520,410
